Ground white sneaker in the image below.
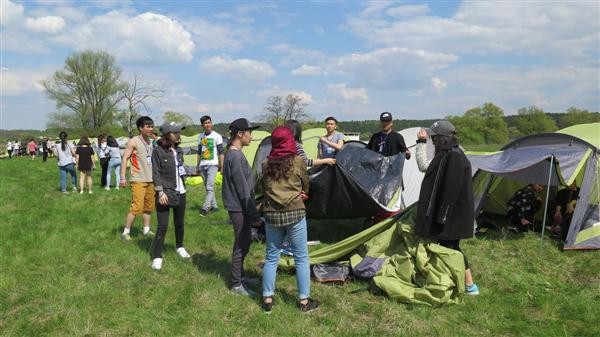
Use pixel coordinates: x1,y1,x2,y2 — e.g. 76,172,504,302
176,247,191,259
105,187,110,191
151,258,163,270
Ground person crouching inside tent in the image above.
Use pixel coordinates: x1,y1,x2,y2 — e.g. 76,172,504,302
415,120,479,296
506,183,544,233
551,183,580,241
260,126,320,313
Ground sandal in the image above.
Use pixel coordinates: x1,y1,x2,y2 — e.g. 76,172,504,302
262,296,274,314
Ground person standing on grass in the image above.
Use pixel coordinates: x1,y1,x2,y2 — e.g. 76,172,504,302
6,140,13,159
105,136,121,190
415,120,479,296
317,116,344,159
285,120,336,167
196,115,224,217
119,116,156,242
222,118,261,296
42,136,49,162
97,134,110,188
75,136,96,194
259,126,319,314
27,139,37,160
149,122,192,270
366,112,411,159
52,131,77,193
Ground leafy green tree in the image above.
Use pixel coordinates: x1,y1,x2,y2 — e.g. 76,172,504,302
558,107,600,129
451,102,509,145
42,50,124,130
163,110,193,126
515,106,557,135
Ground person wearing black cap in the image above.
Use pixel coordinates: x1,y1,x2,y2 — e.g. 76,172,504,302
148,121,191,270
414,120,479,296
366,112,411,159
222,118,262,296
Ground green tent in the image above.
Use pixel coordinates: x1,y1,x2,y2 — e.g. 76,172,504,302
468,123,599,249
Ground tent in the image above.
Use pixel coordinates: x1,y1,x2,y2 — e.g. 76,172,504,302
467,123,600,249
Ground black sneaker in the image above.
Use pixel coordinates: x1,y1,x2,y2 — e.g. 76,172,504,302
262,297,274,314
298,298,320,312
199,209,208,217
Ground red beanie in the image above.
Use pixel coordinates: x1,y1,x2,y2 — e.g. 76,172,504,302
268,126,297,160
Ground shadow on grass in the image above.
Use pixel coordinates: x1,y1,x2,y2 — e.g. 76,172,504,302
192,251,232,289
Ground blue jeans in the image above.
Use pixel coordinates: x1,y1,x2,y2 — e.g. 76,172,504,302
59,163,77,192
106,158,121,188
200,165,218,210
262,217,310,300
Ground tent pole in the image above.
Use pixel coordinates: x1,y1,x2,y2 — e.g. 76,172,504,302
540,156,554,251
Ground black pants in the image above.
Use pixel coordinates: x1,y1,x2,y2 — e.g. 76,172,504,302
8,150,11,159
229,211,252,288
151,193,186,259
439,239,470,269
99,157,109,187
42,151,48,162
560,212,574,241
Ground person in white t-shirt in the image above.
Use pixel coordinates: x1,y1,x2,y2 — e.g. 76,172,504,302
196,115,224,217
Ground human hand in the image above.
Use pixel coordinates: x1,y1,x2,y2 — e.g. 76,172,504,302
159,193,168,206
417,129,427,140
299,191,309,201
119,177,127,187
324,158,336,166
405,149,411,160
319,137,327,144
520,218,531,225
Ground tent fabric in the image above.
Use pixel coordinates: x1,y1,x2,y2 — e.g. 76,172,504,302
281,206,466,306
253,137,405,219
397,127,436,207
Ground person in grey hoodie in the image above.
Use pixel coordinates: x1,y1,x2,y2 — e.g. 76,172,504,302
222,118,261,297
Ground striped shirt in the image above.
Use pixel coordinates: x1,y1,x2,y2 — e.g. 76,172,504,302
295,142,313,167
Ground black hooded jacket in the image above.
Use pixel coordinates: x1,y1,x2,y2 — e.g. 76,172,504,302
415,144,474,241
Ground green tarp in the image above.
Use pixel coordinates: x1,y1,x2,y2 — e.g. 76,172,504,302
282,205,466,306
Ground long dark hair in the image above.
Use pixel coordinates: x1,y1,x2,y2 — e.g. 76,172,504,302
285,119,302,143
107,135,118,148
432,135,458,154
59,131,68,151
264,155,295,181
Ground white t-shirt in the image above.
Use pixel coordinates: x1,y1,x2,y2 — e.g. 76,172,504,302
198,131,223,166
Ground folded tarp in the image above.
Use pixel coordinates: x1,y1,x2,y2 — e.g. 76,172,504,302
282,206,466,306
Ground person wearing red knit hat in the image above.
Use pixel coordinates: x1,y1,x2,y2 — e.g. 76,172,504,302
259,126,320,314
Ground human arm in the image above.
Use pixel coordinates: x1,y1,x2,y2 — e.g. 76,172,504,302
151,148,169,206
319,135,344,151
217,142,224,171
415,131,430,172
120,139,135,187
398,134,410,159
229,153,261,223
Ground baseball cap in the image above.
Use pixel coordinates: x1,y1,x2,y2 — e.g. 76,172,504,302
426,120,456,137
159,121,186,135
380,112,393,122
229,118,260,133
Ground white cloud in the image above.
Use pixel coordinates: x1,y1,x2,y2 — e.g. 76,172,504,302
327,83,368,102
430,77,447,90
291,65,327,76
195,101,251,115
270,43,325,67
200,55,276,82
258,86,313,104
1,1,25,26
346,2,599,60
386,4,430,17
25,16,66,34
184,19,257,51
60,11,195,64
332,47,458,90
0,68,49,96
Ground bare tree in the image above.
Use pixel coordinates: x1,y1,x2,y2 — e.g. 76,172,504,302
259,94,309,126
121,74,164,136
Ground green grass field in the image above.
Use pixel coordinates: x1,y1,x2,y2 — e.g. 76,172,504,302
1,157,598,337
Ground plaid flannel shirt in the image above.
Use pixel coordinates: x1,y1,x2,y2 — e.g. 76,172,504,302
263,209,306,227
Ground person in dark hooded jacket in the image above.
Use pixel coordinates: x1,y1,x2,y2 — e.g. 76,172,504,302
415,120,479,296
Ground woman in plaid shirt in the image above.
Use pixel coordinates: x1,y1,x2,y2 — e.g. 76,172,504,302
259,126,319,314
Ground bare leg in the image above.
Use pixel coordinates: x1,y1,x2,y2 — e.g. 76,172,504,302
87,174,93,192
142,212,152,227
465,268,474,286
124,213,136,230
79,172,85,193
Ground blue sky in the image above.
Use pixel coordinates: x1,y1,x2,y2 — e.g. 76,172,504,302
1,0,598,130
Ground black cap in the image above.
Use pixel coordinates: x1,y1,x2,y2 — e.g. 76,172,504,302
159,121,185,135
229,118,260,133
380,112,393,122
